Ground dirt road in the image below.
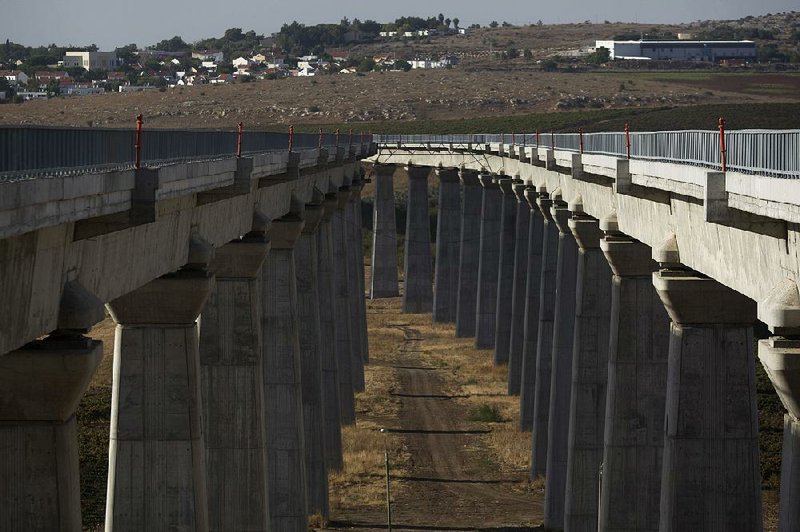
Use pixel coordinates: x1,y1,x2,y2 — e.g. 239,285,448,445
327,313,543,531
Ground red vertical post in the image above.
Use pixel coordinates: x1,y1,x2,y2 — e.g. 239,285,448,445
625,123,631,160
237,122,243,158
134,114,143,169
719,117,727,172
288,125,294,153
579,128,584,154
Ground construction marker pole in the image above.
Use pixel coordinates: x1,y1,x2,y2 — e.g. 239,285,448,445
625,123,631,160
336,128,340,149
512,132,516,146
719,117,727,172
579,128,584,154
134,114,143,169
380,428,392,532
348,129,353,151
551,130,555,150
319,128,323,150
288,125,294,153
237,122,243,158
535,128,539,148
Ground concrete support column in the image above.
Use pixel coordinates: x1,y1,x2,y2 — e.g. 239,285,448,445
598,215,669,532
528,193,558,478
403,165,433,314
106,263,214,532
475,173,502,349
333,186,356,425
519,187,547,432
261,212,309,531
317,190,343,471
0,332,101,531
654,259,761,531
199,226,270,532
564,203,613,532
507,182,531,395
346,177,366,391
455,168,483,337
295,192,330,519
758,297,800,532
433,167,461,323
544,190,580,529
370,164,399,298
493,177,518,365
352,173,370,365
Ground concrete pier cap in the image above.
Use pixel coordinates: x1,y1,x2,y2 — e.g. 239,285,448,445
57,280,105,332
600,210,654,277
479,173,498,188
549,188,571,234
459,166,481,186
568,195,603,250
758,279,800,419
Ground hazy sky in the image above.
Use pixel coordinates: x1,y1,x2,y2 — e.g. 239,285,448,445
2,0,796,50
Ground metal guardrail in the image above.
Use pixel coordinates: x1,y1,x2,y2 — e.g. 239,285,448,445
375,130,800,179
0,126,375,181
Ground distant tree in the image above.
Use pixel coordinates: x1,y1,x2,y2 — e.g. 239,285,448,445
45,78,61,96
505,47,519,59
453,18,460,29
150,36,189,52
501,21,512,27
223,28,245,42
586,46,610,64
438,13,445,25
115,44,138,65
542,58,558,71
537,19,544,26
523,48,533,59
357,57,375,72
469,23,481,29
445,18,452,28
489,21,499,28
395,59,412,71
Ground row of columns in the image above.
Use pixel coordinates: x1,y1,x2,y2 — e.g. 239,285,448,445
368,161,800,531
0,173,370,531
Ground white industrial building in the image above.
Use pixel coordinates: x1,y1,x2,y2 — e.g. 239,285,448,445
594,40,756,62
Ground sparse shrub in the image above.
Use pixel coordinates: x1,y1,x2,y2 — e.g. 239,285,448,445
468,403,503,422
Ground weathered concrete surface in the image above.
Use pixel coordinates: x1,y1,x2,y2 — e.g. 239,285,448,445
455,169,482,337
493,178,517,365
353,175,370,365
345,179,365,391
528,194,558,479
475,174,502,349
433,167,461,323
507,183,531,395
106,270,212,532
543,194,580,530
370,164,399,298
403,165,433,314
333,186,356,425
599,225,669,532
564,209,612,532
0,334,101,532
655,270,761,531
199,235,270,532
317,191,343,471
519,188,546,428
295,196,330,518
261,215,309,532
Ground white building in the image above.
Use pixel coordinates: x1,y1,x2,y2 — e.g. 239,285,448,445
232,57,250,68
595,40,756,62
192,51,224,62
0,70,29,85
63,51,120,71
16,91,48,100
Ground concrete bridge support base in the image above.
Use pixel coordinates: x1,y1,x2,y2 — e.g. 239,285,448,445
318,191,344,471
433,167,461,323
475,174,502,349
0,334,101,532
200,234,270,532
564,208,612,532
403,165,433,314
528,194,558,476
518,188,546,429
507,183,531,395
333,187,356,425
370,164,399,299
543,193,580,529
295,196,330,519
598,221,669,532
455,169,482,337
106,270,213,532
346,180,366,391
352,175,370,365
654,268,761,531
261,214,309,532
493,178,517,365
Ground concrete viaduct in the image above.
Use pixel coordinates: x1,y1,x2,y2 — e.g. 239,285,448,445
0,126,798,531
368,132,800,532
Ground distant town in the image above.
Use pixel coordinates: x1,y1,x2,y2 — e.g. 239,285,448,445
1,12,797,103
